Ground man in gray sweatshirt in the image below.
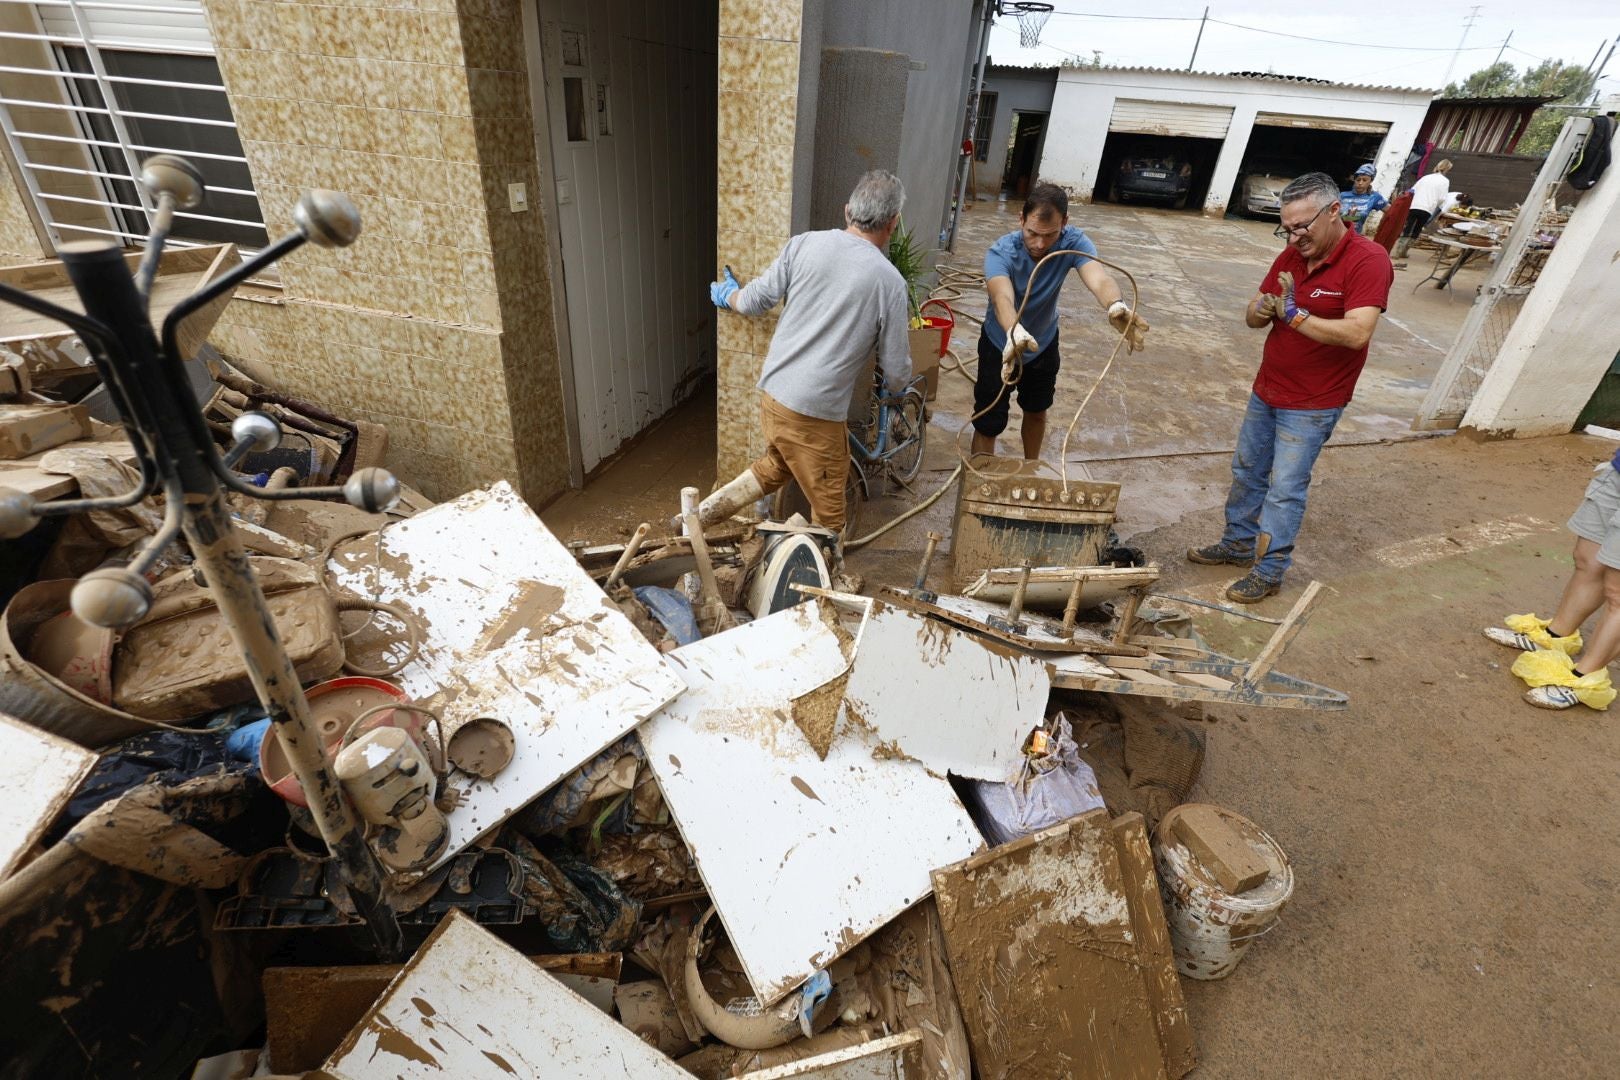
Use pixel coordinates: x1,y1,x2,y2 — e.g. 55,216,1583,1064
697,170,912,533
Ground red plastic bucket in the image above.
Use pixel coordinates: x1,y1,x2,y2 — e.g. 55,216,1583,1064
260,676,410,807
919,298,955,359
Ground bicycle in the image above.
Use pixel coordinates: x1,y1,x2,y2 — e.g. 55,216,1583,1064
771,369,928,540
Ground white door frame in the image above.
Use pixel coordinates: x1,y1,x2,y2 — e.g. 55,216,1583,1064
519,0,586,489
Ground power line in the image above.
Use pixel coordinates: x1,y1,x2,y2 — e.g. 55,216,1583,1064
1205,17,1504,53
1046,10,1201,21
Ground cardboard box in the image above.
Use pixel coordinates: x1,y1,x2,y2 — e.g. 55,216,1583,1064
0,402,92,460
909,325,942,401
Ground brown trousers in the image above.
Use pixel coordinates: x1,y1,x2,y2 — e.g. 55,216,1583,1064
748,393,849,530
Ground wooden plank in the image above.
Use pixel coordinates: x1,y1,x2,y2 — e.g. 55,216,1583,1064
1171,805,1271,894
1110,813,1197,1079
1244,580,1323,685
0,713,99,881
880,586,1147,657
322,913,689,1079
1119,667,1180,687
1170,671,1234,691
0,438,136,501
738,1031,925,1079
932,810,1170,1080
1049,666,1347,711
264,954,622,1073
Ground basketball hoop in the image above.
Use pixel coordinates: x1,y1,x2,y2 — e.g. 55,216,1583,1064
1004,1,1055,49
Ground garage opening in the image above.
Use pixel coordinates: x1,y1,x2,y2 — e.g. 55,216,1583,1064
1231,114,1390,218
1096,99,1233,211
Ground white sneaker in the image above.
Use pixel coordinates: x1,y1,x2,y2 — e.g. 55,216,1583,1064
1524,685,1580,710
1484,625,1542,651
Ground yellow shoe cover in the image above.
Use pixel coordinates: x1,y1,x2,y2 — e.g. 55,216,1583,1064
1503,613,1583,655
1511,648,1616,710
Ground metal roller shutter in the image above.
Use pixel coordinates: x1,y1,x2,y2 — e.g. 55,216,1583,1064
1108,99,1233,139
35,0,214,54
1254,112,1391,135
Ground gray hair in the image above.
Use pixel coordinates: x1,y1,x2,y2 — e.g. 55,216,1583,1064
1279,172,1340,211
846,170,905,231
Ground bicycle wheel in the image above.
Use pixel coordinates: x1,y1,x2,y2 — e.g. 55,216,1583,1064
885,389,926,484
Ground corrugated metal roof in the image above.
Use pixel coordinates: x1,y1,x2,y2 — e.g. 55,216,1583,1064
987,62,1060,75
1432,95,1561,108
1063,64,1437,96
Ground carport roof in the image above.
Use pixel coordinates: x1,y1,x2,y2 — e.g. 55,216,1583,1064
1432,95,1561,107
1067,64,1436,96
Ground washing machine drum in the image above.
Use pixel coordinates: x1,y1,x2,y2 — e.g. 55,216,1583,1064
748,533,832,618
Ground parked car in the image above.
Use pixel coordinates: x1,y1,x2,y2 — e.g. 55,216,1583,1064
1110,151,1194,209
1236,161,1306,218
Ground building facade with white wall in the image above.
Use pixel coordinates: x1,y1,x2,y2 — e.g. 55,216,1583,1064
1040,67,1435,217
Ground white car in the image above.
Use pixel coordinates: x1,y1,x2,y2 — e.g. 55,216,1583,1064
1237,162,1304,219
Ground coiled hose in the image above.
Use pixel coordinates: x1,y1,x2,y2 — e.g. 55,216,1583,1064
844,249,1142,551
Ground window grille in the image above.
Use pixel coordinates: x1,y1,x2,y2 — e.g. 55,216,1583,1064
973,91,997,163
0,0,267,254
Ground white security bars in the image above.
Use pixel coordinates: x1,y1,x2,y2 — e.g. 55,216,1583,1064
0,0,266,254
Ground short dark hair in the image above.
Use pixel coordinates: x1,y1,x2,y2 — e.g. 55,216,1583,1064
1022,182,1068,220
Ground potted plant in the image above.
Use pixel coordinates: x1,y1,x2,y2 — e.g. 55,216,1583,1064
885,217,949,400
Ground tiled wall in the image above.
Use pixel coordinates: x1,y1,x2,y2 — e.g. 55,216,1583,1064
713,0,802,481
0,167,42,265
201,0,567,504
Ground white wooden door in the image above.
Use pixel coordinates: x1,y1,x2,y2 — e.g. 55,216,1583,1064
537,0,717,472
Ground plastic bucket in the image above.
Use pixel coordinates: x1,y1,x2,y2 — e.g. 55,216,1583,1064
918,298,954,358
1153,806,1294,980
259,676,409,807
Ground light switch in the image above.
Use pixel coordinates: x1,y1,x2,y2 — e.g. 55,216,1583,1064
508,182,528,213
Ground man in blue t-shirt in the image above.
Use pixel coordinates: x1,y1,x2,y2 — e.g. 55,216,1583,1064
974,182,1147,459
1339,164,1389,235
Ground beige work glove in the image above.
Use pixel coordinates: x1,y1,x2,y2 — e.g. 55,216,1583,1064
1000,322,1038,380
1107,302,1149,354
1254,291,1281,320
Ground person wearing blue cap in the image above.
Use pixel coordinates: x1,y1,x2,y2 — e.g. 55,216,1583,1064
1339,165,1389,235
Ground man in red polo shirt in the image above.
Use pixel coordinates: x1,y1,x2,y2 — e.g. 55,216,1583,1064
1187,171,1393,602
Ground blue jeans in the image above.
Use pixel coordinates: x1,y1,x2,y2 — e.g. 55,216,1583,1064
1220,393,1344,582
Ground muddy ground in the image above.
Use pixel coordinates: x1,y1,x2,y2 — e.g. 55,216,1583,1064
543,201,1620,1076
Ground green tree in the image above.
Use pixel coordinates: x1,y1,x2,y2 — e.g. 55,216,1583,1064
1442,58,1600,156
1444,61,1517,98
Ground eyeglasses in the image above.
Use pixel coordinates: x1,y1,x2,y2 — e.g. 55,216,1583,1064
1274,202,1335,239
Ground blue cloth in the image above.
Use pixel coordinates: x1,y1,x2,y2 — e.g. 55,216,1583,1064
1611,446,1620,474
225,717,273,763
1340,190,1390,234
982,225,1096,354
633,586,701,644
1220,392,1345,582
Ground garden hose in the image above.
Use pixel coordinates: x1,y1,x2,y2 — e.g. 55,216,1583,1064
843,248,1143,550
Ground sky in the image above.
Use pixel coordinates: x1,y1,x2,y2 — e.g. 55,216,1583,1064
984,1,1620,98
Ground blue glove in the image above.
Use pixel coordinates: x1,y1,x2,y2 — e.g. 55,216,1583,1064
710,266,741,309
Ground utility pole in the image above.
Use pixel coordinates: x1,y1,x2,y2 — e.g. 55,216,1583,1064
1591,34,1618,105
1438,5,1482,91
1492,30,1511,68
1187,6,1209,72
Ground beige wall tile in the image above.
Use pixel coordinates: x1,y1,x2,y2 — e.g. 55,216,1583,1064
757,40,799,92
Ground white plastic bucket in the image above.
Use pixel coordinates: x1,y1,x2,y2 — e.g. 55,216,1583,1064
1153,807,1294,980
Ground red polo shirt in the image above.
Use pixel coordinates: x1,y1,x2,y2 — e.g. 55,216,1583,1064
1254,228,1393,409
